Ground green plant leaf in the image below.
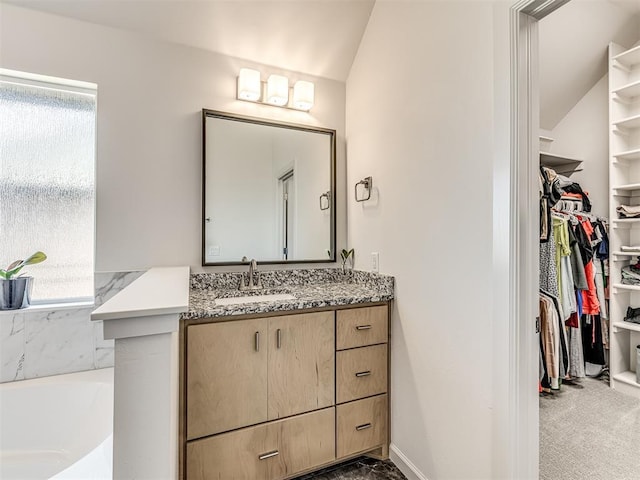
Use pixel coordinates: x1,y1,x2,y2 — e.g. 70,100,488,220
23,251,47,266
5,260,22,271
1,252,47,280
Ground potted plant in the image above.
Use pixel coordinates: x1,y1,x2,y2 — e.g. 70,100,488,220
0,251,47,310
340,248,354,274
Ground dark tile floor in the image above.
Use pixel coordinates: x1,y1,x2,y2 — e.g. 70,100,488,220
293,457,407,480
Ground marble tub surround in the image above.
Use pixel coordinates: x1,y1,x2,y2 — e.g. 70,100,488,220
184,268,394,319
0,271,142,383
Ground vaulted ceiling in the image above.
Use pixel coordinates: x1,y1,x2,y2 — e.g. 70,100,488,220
5,0,640,129
3,0,375,82
539,0,640,130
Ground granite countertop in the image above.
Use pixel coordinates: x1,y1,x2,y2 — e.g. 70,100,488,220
181,268,394,320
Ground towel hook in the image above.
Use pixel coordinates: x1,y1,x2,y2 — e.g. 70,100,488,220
319,191,331,210
355,176,373,202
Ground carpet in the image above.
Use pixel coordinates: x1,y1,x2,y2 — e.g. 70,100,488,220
540,377,640,480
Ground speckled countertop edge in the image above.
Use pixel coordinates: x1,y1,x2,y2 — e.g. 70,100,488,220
182,268,394,320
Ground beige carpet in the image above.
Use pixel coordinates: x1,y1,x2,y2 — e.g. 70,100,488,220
540,377,640,480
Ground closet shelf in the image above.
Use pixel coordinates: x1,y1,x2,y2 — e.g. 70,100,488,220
613,114,640,130
613,44,640,70
612,283,640,292
613,148,640,162
613,371,640,388
539,152,583,175
612,321,640,334
612,183,640,192
612,251,640,261
612,80,640,99
612,219,640,229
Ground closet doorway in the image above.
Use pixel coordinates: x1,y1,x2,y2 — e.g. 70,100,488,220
512,1,640,479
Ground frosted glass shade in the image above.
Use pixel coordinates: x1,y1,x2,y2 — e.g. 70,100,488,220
237,68,261,101
293,81,314,111
267,74,288,106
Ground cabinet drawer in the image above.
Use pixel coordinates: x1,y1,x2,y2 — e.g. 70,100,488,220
337,394,387,458
336,306,388,350
336,344,387,404
186,407,335,480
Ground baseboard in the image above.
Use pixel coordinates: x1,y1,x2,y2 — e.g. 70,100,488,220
389,443,429,480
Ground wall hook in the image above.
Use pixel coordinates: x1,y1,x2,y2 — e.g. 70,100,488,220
355,176,373,202
319,191,331,210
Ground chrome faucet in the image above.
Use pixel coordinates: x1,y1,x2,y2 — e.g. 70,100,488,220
240,258,262,291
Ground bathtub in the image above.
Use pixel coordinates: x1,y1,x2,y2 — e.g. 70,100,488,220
0,368,113,480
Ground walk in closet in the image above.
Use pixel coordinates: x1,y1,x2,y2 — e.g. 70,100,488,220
537,5,640,474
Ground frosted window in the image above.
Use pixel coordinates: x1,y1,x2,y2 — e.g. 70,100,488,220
0,80,96,302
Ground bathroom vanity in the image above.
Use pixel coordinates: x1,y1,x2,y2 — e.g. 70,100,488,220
178,269,394,480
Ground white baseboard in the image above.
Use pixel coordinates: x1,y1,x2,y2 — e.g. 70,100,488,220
389,443,429,480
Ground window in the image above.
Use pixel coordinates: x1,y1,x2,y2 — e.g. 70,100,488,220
0,72,96,303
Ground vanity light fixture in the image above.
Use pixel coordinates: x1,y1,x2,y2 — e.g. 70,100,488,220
235,69,314,111
293,81,315,111
237,68,261,102
266,74,289,106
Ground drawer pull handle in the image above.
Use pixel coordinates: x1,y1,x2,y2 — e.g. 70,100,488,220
255,332,260,352
356,423,372,431
356,325,372,330
258,450,279,460
277,328,282,349
355,370,371,377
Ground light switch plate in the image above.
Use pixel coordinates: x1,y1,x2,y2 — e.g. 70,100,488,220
371,252,379,273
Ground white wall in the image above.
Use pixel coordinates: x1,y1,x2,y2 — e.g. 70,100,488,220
272,131,332,260
346,2,501,478
549,75,609,218
0,3,346,272
205,120,277,261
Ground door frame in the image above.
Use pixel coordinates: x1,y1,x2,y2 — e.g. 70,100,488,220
509,1,570,478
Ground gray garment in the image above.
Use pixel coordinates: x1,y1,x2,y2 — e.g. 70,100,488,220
570,241,588,290
569,324,585,378
540,227,560,298
594,260,608,320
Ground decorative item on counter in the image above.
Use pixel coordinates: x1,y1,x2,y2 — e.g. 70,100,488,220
340,248,354,275
0,251,47,310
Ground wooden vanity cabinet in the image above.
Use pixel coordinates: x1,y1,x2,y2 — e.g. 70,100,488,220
267,312,334,420
181,303,390,480
186,318,268,439
335,305,390,460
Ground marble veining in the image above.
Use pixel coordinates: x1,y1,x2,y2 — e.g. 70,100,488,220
293,457,407,480
0,312,25,382
0,270,142,383
183,269,394,320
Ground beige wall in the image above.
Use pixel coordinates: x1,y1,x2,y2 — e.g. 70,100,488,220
346,1,504,478
0,3,346,272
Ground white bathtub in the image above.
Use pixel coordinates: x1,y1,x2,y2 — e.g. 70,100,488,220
0,368,113,480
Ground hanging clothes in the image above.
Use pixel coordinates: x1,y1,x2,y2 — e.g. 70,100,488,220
577,218,601,316
538,166,608,388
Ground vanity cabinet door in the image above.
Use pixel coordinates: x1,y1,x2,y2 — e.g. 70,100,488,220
186,407,335,480
187,319,268,439
267,311,335,420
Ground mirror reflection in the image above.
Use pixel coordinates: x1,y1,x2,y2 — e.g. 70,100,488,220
202,110,336,265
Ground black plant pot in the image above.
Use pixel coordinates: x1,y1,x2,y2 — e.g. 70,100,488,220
0,277,33,310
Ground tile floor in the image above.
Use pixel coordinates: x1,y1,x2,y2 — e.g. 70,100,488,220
294,456,407,480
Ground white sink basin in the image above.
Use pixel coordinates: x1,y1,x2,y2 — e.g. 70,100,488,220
215,293,296,306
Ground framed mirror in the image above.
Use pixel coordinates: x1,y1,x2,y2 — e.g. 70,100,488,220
202,110,336,265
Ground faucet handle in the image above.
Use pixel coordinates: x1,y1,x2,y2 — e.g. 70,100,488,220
239,272,247,291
